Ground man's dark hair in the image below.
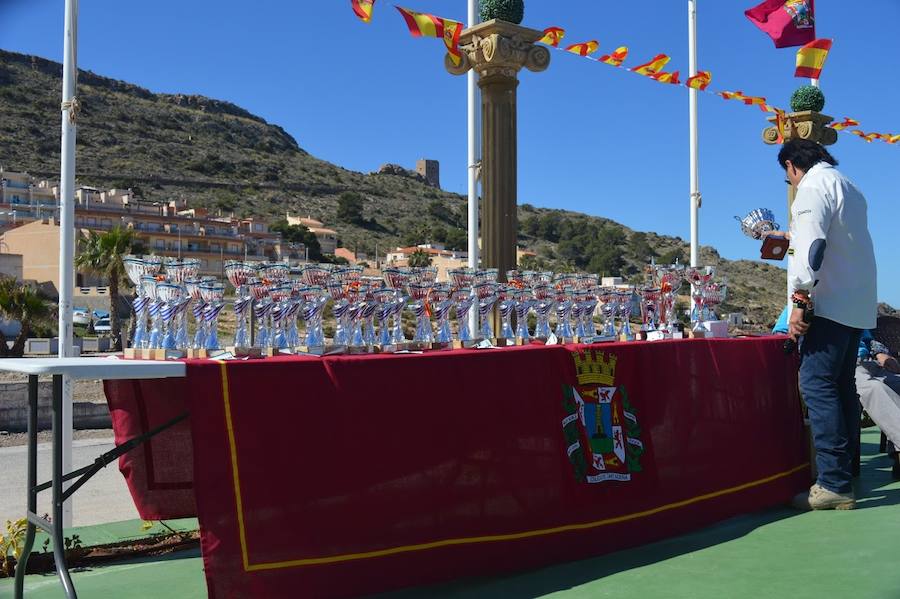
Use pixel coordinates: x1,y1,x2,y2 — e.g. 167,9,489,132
778,138,838,171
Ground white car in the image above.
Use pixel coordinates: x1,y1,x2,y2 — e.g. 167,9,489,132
73,307,90,326
93,317,111,334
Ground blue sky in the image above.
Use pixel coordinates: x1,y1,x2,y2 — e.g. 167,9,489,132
2,1,899,306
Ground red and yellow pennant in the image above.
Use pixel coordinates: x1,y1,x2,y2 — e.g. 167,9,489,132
830,117,860,131
651,70,681,85
631,54,670,76
539,27,565,48
565,40,599,57
395,6,464,65
351,0,376,23
886,135,900,144
685,71,712,91
851,130,881,143
598,46,629,67
796,39,833,79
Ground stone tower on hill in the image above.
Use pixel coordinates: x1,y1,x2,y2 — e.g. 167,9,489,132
416,159,440,189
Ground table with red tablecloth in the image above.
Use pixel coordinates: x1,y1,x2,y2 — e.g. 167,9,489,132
104,337,809,598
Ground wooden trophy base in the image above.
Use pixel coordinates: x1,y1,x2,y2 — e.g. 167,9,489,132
124,348,185,361
452,340,483,349
225,346,264,358
687,329,708,339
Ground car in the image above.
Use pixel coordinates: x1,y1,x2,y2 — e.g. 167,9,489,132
73,307,90,326
93,317,111,334
92,309,109,320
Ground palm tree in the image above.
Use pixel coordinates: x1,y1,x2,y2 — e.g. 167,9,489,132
74,227,138,351
407,249,433,268
0,278,53,357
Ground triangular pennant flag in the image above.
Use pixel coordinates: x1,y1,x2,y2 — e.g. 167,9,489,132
685,71,712,90
539,27,565,48
598,46,629,67
351,0,376,23
565,40,600,57
631,54,670,76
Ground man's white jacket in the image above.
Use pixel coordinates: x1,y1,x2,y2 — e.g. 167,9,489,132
788,162,877,330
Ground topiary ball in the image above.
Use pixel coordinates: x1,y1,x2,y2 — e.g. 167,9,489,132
790,85,826,113
480,0,525,24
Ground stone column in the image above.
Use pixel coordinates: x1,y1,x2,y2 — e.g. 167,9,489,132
762,111,837,223
448,20,550,281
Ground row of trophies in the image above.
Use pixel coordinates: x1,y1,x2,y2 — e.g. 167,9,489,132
121,255,729,358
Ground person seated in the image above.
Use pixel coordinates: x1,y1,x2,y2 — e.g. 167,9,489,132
774,305,900,478
856,330,900,479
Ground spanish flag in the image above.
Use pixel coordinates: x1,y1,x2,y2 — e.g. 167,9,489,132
565,40,599,57
631,54,670,76
795,38,832,79
539,27,565,48
851,130,880,143
351,0,376,23
599,46,629,67
887,135,900,144
651,71,681,85
686,71,712,91
396,6,464,66
830,117,860,131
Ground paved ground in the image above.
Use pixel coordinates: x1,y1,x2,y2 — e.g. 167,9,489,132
0,437,140,526
3,428,899,598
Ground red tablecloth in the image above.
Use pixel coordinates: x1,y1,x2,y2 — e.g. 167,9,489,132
105,337,808,598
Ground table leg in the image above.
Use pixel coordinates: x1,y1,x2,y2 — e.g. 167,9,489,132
52,374,77,598
13,376,38,599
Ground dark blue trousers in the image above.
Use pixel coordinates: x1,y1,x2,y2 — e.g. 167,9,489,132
800,316,863,494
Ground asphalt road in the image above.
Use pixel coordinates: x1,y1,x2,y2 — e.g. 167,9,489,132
0,438,140,527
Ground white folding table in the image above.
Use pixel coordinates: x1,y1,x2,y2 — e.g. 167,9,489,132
0,358,186,599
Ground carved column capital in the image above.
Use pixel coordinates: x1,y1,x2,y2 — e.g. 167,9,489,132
445,19,550,80
762,110,838,146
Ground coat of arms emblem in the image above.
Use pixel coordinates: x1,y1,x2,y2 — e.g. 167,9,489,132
562,350,643,483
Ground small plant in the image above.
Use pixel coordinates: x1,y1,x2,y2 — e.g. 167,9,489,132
480,0,525,24
1,518,27,577
790,85,825,112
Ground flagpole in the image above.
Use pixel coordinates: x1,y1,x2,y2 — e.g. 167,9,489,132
59,0,79,528
467,0,480,328
688,0,700,268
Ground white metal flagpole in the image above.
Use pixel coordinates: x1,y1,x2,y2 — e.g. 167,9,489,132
688,0,700,268
59,0,79,527
467,0,480,331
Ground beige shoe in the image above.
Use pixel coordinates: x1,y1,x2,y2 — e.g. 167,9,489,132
791,484,856,511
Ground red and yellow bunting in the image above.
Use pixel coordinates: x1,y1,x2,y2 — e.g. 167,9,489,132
685,71,712,91
351,0,376,23
631,54,670,76
852,130,882,143
395,6,464,65
830,117,860,131
795,38,833,79
540,27,566,48
565,40,599,57
598,46,629,67
651,70,680,85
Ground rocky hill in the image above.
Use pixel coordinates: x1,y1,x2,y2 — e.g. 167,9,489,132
0,49,788,327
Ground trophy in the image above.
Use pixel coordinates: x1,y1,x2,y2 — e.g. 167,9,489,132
512,286,532,342
597,288,618,338
617,289,635,341
248,277,273,350
156,281,185,353
686,266,715,334
141,275,162,350
297,285,327,350
531,282,555,340
224,261,255,351
736,208,787,260
496,285,517,341
383,267,410,346
184,277,206,350
269,281,294,350
453,286,475,345
640,287,661,333
407,281,435,345
199,280,225,351
474,281,499,341
123,256,150,354
430,282,454,345
735,208,780,240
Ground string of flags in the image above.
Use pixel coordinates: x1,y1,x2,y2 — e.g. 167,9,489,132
348,0,897,146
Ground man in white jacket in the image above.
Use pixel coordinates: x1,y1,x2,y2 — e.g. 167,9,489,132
780,139,878,510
